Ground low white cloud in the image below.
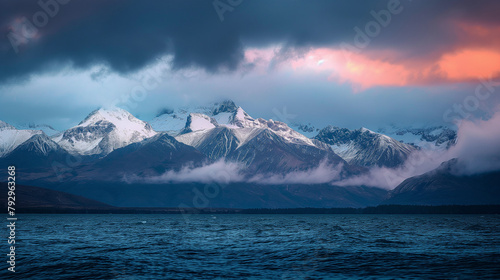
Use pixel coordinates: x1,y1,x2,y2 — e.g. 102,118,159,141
249,161,343,185
125,160,245,184
448,109,500,175
125,160,344,185
334,148,452,189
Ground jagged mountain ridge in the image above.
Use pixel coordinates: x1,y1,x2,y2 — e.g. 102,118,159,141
174,107,349,174
376,124,457,149
291,121,457,149
313,126,417,168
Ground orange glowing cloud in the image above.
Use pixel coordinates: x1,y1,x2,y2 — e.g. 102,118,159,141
244,47,428,91
438,49,500,81
335,47,500,89
244,43,500,91
327,51,412,91
242,19,500,91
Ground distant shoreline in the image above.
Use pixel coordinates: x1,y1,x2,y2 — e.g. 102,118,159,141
12,205,500,215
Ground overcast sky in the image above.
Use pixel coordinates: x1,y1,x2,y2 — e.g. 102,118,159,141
1,0,500,131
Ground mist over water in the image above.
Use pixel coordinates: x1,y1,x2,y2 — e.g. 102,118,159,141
4,214,500,279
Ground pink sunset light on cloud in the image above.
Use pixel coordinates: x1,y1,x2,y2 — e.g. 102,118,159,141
244,45,500,92
243,21,500,92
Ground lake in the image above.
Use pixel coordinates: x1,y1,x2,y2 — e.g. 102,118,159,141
2,214,500,279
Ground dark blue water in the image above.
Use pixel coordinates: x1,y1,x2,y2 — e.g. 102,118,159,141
2,214,500,279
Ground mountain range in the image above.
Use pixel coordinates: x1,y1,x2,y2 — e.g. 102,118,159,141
1,100,497,208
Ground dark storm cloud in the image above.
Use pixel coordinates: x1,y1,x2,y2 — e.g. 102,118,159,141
1,0,500,82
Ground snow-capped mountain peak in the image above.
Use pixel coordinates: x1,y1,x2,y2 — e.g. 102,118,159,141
360,127,375,134
228,107,256,128
78,108,151,129
56,107,157,156
0,121,43,157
